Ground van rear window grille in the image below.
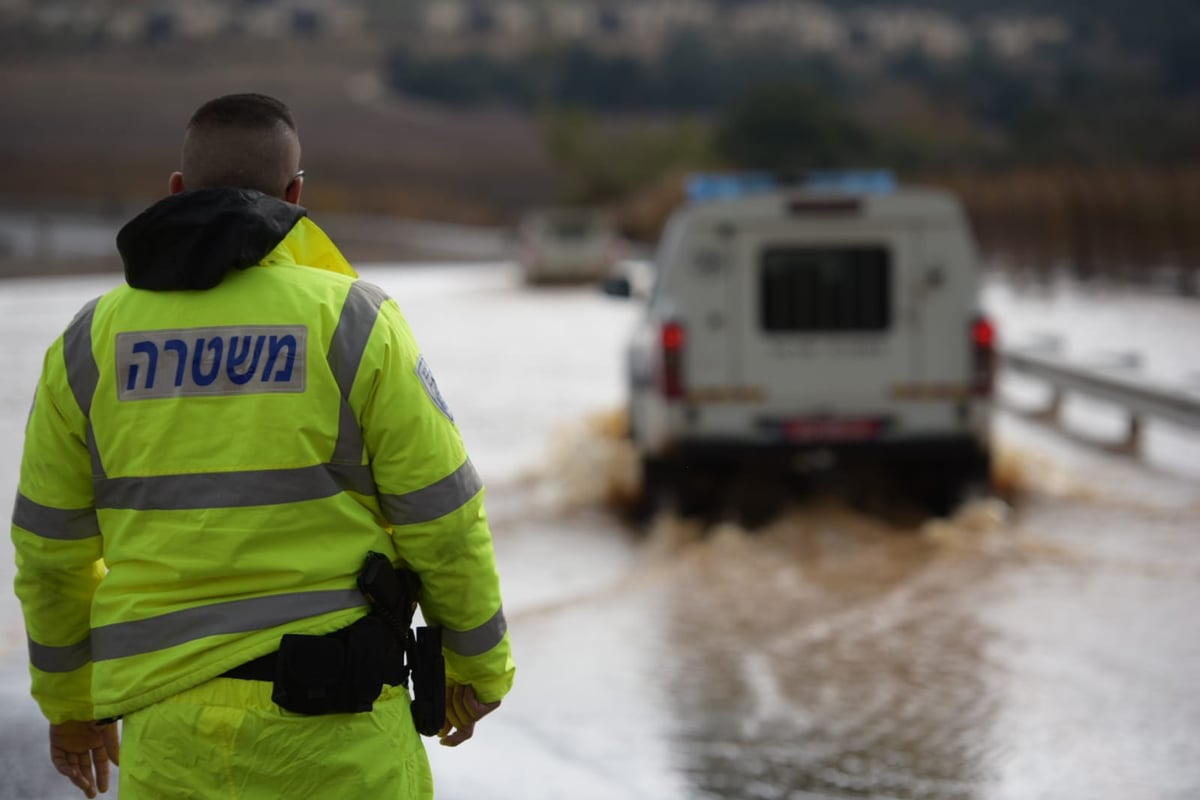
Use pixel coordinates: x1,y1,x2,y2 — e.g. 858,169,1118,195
760,246,890,332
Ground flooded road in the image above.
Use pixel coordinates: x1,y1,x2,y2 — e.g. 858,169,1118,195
2,264,1199,799
659,498,1198,800
471,405,1200,800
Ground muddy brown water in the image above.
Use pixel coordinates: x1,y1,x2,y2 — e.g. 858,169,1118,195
506,414,1200,800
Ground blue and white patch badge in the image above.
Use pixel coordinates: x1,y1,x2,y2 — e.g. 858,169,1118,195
416,355,454,421
116,325,307,401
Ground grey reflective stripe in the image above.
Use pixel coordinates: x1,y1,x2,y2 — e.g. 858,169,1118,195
63,297,100,417
328,281,388,394
28,634,92,673
332,400,362,464
94,463,375,511
443,606,507,657
379,459,482,525
327,462,377,496
92,588,366,661
86,424,106,479
12,493,99,540
328,281,388,464
61,298,107,478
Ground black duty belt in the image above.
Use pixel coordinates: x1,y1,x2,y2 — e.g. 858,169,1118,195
221,651,278,681
208,553,443,733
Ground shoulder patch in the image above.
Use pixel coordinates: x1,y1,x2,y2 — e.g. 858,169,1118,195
415,355,454,421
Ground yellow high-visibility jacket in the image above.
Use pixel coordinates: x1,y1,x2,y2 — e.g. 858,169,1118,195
12,188,514,724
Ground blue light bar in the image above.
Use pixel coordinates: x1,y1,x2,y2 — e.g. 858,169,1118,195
801,169,896,194
685,172,776,203
686,170,896,203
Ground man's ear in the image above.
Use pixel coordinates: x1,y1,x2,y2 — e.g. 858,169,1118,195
169,172,186,195
285,174,303,205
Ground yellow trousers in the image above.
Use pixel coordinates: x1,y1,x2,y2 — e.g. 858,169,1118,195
119,678,433,799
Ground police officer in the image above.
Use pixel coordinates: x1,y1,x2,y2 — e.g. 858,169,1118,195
11,93,514,798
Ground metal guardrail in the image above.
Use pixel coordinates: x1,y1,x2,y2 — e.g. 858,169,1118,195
1000,343,1200,449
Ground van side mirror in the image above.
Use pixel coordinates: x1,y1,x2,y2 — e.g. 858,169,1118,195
601,275,632,298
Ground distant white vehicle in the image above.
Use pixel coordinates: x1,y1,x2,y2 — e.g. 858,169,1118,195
516,207,624,284
609,172,996,518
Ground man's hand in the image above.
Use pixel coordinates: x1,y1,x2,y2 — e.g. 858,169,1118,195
438,683,500,747
49,720,120,798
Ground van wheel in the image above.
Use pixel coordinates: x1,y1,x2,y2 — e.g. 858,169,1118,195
674,467,723,520
639,458,722,521
903,472,961,519
923,484,962,518
918,476,990,518
637,457,674,521
728,474,787,530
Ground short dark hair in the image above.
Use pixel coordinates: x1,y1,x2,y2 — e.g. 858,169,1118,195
181,94,301,197
188,93,297,134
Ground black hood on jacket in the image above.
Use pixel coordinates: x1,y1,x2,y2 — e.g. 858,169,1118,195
117,188,307,290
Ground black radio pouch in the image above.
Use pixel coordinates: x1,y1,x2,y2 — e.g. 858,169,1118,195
271,614,403,715
409,625,446,737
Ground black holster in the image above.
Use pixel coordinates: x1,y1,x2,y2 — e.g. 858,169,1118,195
357,551,446,736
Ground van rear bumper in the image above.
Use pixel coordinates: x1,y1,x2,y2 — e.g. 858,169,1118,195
656,435,991,477
641,435,992,518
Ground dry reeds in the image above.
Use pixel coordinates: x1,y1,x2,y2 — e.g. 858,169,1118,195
937,164,1200,293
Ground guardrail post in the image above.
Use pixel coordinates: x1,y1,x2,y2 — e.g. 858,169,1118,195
1033,387,1062,423
1094,352,1143,454
1124,414,1143,455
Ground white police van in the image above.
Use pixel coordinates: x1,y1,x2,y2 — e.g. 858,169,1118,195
614,172,995,518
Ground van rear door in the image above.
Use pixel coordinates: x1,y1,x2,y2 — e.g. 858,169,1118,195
907,224,976,390
733,218,916,442
669,227,740,396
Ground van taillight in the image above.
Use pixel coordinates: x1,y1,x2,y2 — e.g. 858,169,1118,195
971,315,996,396
661,321,685,400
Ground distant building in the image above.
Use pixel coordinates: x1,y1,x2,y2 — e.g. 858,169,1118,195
730,2,846,53
623,0,717,42
14,0,368,44
856,8,971,60
423,0,467,36
0,0,32,14
984,16,1070,59
493,2,536,39
0,0,1072,64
